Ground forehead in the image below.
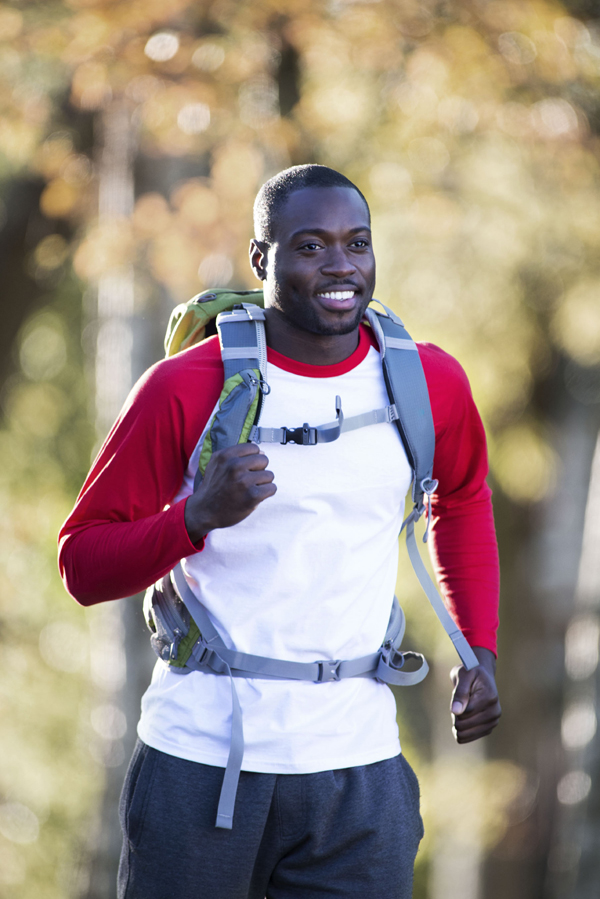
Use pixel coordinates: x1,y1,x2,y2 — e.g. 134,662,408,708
273,186,370,240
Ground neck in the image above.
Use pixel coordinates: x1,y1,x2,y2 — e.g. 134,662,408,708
264,308,361,366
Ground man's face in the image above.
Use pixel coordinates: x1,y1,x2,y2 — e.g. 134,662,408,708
252,186,376,337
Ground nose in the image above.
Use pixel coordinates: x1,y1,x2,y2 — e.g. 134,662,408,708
320,244,356,279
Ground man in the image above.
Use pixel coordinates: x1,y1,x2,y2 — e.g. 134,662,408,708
59,165,500,899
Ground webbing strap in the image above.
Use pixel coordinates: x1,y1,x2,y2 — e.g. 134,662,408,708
402,515,479,671
385,337,418,351
250,404,397,445
170,564,427,828
219,306,266,323
220,346,263,361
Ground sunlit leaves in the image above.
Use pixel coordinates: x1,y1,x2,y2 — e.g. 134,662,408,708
552,279,600,365
492,423,559,503
1,1,600,894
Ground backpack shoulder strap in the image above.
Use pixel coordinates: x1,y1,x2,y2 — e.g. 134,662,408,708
364,302,435,515
365,301,479,672
193,303,269,491
216,302,267,383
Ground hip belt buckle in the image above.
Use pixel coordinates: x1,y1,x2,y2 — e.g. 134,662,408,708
316,659,342,682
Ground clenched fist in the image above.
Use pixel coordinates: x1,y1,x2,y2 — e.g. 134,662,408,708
184,443,276,544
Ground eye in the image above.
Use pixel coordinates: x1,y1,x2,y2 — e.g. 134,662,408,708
351,239,370,249
299,242,323,251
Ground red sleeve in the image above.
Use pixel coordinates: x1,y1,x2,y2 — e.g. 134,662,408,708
58,338,224,606
418,343,499,655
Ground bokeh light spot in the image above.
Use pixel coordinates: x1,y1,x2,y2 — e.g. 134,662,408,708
91,704,127,741
557,771,592,805
369,162,413,202
0,803,39,845
493,426,557,503
532,98,578,139
565,615,600,680
561,701,597,750
552,280,600,365
177,103,211,135
407,137,450,176
39,179,79,218
498,32,537,65
34,234,69,271
192,43,225,72
20,317,67,381
39,621,87,673
145,32,180,62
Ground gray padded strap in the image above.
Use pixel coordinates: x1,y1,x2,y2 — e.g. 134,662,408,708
364,307,435,512
402,516,479,671
368,298,404,325
217,305,267,382
367,304,477,672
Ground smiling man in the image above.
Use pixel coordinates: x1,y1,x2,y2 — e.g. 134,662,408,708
59,165,500,899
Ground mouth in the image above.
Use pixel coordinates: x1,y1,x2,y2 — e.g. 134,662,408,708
315,288,359,311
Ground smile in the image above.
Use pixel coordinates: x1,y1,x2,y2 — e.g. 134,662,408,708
316,290,356,301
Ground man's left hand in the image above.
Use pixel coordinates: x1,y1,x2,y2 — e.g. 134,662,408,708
449,647,501,743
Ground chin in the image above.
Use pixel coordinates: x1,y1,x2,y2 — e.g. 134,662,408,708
311,307,367,337
310,318,363,337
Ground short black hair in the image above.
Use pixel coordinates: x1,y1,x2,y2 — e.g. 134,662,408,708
253,164,370,243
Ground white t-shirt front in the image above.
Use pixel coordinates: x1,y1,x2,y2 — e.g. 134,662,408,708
138,341,413,773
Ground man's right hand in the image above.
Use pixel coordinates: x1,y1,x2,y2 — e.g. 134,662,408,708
184,443,276,544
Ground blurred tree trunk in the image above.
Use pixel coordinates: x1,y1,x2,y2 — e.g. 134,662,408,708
547,421,600,899
0,178,47,384
482,373,600,899
81,99,155,899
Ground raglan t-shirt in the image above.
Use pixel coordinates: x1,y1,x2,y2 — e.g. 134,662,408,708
58,323,499,773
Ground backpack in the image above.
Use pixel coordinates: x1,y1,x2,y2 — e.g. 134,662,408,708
144,288,479,829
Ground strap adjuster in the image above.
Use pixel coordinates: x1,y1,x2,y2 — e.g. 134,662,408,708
195,643,216,667
381,645,405,671
281,423,317,445
316,660,341,682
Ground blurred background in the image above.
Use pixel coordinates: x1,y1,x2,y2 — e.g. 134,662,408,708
0,0,599,896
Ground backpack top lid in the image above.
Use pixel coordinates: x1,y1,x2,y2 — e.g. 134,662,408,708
165,288,265,357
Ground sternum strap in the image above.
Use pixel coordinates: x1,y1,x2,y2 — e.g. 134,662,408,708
250,404,397,445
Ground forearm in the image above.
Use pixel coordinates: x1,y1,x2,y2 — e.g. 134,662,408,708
428,496,499,655
59,498,203,605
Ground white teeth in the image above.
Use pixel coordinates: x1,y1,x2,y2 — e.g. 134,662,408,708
317,291,355,300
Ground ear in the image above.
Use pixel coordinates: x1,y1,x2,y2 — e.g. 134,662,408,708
249,239,268,282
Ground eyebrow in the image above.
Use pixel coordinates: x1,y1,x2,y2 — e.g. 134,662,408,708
290,225,372,240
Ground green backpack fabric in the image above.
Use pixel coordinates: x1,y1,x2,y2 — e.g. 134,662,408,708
165,288,264,357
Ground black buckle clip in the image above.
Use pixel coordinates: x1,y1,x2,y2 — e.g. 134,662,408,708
281,423,317,445
316,660,342,682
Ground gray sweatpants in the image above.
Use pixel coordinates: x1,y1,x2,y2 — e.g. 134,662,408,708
118,740,423,899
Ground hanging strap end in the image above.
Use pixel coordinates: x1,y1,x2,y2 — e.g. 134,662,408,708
449,632,479,671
